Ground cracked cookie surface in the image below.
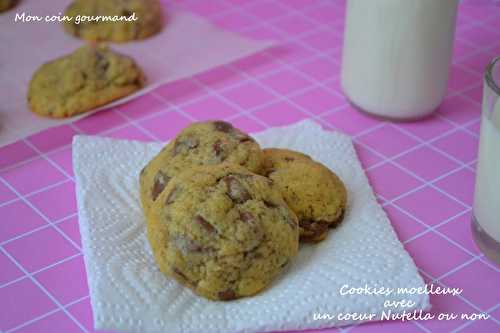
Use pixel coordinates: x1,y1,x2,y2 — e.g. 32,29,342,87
63,0,163,42
28,44,145,118
261,148,347,243
140,121,263,216
147,164,299,301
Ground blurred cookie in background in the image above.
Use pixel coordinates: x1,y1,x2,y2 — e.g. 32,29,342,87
63,0,163,42
28,44,145,118
0,0,18,12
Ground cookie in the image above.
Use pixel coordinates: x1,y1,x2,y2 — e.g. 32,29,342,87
140,121,263,216
0,0,17,12
28,44,145,118
147,164,299,301
262,148,312,170
63,0,162,42
261,148,347,243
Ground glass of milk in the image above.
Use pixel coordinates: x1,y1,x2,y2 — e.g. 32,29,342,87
472,56,500,265
341,0,459,120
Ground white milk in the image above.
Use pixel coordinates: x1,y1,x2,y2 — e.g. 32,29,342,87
341,0,458,119
474,101,500,243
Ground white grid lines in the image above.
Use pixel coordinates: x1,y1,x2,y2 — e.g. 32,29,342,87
1,1,499,332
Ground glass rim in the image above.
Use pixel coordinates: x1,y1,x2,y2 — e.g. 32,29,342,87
485,56,500,97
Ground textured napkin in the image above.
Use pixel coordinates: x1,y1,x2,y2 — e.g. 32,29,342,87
0,0,273,146
73,120,429,333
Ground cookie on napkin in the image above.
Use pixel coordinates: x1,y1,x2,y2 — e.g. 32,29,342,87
72,120,429,333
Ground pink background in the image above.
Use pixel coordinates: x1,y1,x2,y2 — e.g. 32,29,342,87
0,0,499,332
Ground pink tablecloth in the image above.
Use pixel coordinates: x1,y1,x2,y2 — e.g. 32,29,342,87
0,1,499,333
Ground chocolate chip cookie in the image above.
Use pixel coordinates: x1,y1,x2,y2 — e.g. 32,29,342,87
140,121,263,216
28,44,145,118
147,164,299,301
261,148,347,243
63,0,163,42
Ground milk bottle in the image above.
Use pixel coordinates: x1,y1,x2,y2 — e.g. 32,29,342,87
341,0,459,119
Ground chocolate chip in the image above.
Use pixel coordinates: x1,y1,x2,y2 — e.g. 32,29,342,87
284,157,294,162
300,220,329,242
263,200,277,208
173,136,199,156
131,77,143,86
95,51,109,73
97,59,109,73
218,289,237,301
240,212,255,223
329,209,345,229
172,236,204,254
151,171,170,201
183,136,199,149
264,169,276,177
224,176,251,204
253,252,263,259
165,186,180,205
172,267,196,287
232,128,254,142
213,121,233,133
238,135,254,143
286,217,298,229
195,215,216,234
280,259,290,268
300,219,314,228
213,139,224,157
173,267,188,280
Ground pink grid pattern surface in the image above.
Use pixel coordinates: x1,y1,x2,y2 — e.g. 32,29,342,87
1,1,499,332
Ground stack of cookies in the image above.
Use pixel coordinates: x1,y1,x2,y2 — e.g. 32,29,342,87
140,121,347,301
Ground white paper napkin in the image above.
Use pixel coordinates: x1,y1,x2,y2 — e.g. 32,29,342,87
73,120,429,333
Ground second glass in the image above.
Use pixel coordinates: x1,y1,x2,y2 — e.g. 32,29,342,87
472,56,500,266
